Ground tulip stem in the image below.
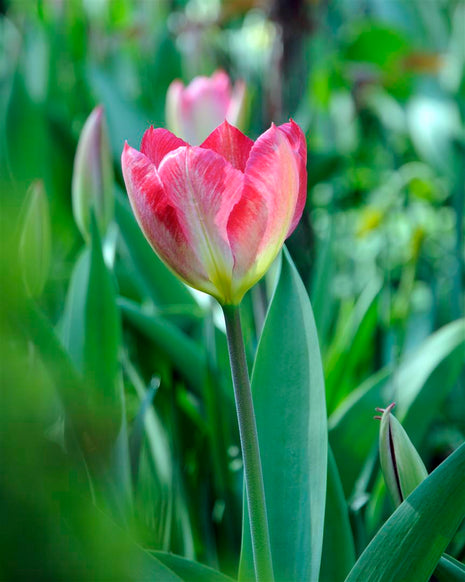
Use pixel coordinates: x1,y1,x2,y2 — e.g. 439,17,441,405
222,305,274,582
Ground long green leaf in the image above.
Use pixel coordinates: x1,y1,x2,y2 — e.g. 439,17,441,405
151,552,235,582
345,443,465,582
435,554,465,582
320,447,356,582
240,249,328,581
59,217,122,454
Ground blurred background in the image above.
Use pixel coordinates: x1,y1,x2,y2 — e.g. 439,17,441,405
1,0,464,580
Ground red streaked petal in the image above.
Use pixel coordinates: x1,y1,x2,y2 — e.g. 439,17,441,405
158,146,244,301
277,120,307,235
201,121,254,172
141,126,188,168
227,188,268,278
121,143,210,289
242,124,300,262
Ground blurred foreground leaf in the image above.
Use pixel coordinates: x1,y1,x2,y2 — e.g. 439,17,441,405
60,217,122,455
151,551,235,582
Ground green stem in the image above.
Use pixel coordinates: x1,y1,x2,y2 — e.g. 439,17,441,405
222,305,274,582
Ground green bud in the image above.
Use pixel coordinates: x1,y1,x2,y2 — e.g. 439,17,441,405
72,105,114,241
376,403,428,506
19,180,51,297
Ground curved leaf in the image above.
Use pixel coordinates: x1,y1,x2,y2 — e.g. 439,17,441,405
345,443,465,582
151,551,235,582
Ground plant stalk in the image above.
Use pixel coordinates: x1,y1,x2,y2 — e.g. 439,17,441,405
222,305,274,582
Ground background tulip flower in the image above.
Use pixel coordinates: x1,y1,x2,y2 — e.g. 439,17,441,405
72,105,114,241
165,70,246,144
121,120,307,306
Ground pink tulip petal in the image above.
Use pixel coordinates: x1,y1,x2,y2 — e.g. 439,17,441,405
201,121,254,171
165,80,184,138
234,124,300,284
141,126,187,168
210,70,231,93
121,143,215,293
158,146,244,302
227,187,268,284
179,73,232,145
277,120,307,235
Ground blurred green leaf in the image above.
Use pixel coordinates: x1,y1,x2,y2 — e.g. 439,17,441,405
88,66,148,160
345,23,409,68
435,554,465,582
60,216,122,455
325,278,381,411
119,297,206,393
240,249,328,581
129,377,159,487
19,179,51,297
122,355,173,550
345,443,465,582
151,551,235,582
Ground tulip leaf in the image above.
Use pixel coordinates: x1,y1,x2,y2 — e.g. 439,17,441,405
129,377,160,487
329,319,465,495
435,554,465,582
239,248,328,581
320,447,356,582
60,216,122,455
344,443,465,582
118,297,206,393
115,189,198,312
150,552,235,582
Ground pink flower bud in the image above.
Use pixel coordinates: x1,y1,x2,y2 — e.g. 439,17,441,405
121,120,307,305
72,105,114,240
165,70,246,145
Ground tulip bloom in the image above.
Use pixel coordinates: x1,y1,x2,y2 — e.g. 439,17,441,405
166,70,246,144
121,120,307,305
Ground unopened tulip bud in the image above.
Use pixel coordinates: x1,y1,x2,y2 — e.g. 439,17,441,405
166,70,246,145
72,105,114,240
19,180,51,297
375,403,428,506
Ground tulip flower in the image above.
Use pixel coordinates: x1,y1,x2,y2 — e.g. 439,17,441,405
166,70,246,144
72,105,114,241
121,119,307,306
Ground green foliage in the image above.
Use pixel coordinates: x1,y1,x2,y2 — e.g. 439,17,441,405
345,444,465,582
1,0,464,580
